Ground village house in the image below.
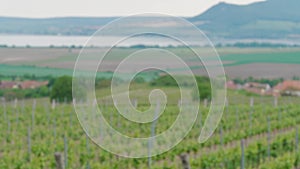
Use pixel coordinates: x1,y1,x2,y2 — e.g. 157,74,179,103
227,80,300,97
0,80,48,90
0,81,20,89
226,81,274,95
226,80,242,90
273,80,300,97
19,81,48,89
243,82,272,95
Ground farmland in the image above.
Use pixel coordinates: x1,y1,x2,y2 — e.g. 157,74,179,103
1,47,300,79
1,46,300,168
0,90,300,168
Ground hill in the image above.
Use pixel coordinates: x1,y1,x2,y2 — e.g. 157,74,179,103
191,0,300,39
0,0,300,39
0,17,117,35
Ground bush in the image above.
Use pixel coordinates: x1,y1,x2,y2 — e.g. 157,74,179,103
150,74,211,100
50,76,73,102
96,79,111,89
150,75,178,87
0,87,50,100
193,76,211,100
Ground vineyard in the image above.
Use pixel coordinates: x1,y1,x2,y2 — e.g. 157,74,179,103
0,94,300,169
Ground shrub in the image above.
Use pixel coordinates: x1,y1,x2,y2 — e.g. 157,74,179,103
50,76,73,102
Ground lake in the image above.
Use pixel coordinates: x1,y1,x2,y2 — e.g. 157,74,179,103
0,34,299,47
0,35,190,47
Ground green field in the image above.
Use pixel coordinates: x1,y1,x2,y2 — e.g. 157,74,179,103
0,91,300,168
0,64,159,82
221,50,300,66
0,64,75,77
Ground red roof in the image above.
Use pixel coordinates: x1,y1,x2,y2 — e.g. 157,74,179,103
0,81,18,89
19,81,48,89
0,80,48,89
226,81,237,90
274,80,300,91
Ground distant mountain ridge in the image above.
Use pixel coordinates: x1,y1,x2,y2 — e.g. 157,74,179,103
191,0,300,38
0,17,117,35
0,0,299,39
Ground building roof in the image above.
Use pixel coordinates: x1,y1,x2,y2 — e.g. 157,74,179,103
0,81,18,89
226,81,237,90
274,80,300,91
0,80,48,89
244,82,270,89
19,81,48,89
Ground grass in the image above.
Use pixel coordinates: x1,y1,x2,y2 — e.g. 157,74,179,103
0,64,75,77
95,83,184,106
0,64,159,81
221,50,300,66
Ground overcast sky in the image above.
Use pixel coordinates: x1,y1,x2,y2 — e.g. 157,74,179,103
0,0,264,18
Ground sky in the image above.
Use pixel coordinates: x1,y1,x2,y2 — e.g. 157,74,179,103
0,0,264,18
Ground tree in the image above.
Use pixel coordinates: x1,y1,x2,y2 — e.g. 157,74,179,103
192,76,211,101
50,76,73,103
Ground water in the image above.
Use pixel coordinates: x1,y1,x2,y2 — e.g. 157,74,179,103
0,35,102,47
0,35,187,47
0,34,299,47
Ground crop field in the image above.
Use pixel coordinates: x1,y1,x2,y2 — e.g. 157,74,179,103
221,50,300,66
0,90,300,169
1,47,300,78
1,47,300,168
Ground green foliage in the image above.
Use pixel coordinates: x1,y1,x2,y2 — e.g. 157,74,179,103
50,76,73,102
132,76,145,84
233,77,284,87
96,79,112,89
150,75,211,100
150,75,178,87
0,87,50,101
0,73,55,82
194,76,211,100
221,51,300,66
0,96,300,168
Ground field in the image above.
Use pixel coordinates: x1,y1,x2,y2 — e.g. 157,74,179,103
1,46,300,168
1,47,300,78
0,90,300,168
